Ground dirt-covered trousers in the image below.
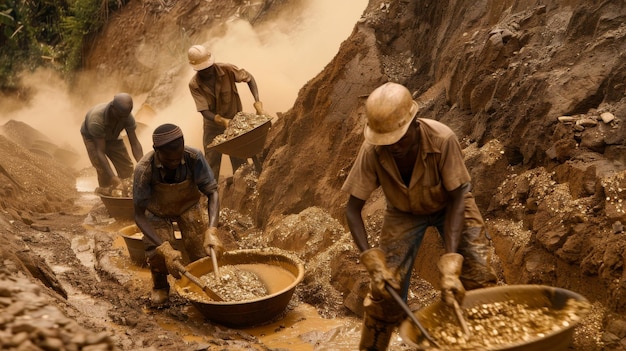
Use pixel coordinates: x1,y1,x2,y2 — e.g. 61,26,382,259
142,202,209,283
82,136,134,187
366,195,497,321
203,117,246,181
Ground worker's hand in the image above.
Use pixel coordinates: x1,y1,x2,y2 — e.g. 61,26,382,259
253,101,265,115
203,227,224,259
214,114,230,128
438,253,466,306
155,241,183,279
360,248,400,299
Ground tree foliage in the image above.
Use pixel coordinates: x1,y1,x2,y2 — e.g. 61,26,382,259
0,0,126,92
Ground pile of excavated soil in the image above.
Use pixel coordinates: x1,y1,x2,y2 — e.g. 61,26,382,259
0,122,77,217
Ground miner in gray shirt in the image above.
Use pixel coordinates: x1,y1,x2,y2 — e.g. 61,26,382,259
80,93,143,190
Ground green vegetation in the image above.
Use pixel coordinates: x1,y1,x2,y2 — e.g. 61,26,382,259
0,0,126,92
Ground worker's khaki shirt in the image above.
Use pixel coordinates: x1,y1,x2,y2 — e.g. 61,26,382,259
342,118,472,215
189,63,252,118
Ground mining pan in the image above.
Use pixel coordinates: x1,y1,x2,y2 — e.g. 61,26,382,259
398,284,590,351
207,119,271,158
119,224,146,267
174,247,304,328
99,195,134,221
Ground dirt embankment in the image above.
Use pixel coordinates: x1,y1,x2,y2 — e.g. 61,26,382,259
254,0,626,348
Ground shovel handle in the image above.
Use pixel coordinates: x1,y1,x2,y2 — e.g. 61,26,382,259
210,247,220,279
452,299,471,338
385,284,440,348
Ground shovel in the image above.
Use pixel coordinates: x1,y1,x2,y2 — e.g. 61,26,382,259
174,261,224,302
386,284,440,348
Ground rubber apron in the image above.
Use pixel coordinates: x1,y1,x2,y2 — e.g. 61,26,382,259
146,176,201,217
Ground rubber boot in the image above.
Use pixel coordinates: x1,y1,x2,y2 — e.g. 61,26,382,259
359,312,395,351
150,271,169,304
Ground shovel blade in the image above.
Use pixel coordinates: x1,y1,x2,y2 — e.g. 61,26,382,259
175,262,224,301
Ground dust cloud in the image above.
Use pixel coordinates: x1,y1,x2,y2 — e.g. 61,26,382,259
0,0,367,172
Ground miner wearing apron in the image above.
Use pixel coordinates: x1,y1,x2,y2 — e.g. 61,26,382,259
342,82,498,350
133,123,223,304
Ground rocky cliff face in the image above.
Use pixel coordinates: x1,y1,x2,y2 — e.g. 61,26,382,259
252,0,626,346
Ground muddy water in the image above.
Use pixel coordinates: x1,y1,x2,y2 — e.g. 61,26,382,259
239,263,293,293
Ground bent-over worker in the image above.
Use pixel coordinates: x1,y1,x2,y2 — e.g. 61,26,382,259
80,93,143,191
133,123,224,304
187,44,265,180
342,82,498,350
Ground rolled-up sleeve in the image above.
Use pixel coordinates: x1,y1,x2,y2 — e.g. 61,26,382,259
231,65,252,83
124,114,138,132
133,156,152,209
341,143,379,201
191,149,218,195
439,134,471,192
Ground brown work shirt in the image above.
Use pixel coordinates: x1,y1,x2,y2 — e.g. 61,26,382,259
342,118,471,215
188,63,252,118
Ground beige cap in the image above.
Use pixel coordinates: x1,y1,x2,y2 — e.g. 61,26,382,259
364,82,419,145
188,45,215,71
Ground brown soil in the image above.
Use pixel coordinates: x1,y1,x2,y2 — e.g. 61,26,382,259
2,0,626,350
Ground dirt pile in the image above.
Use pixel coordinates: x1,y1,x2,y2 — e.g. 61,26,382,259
0,269,117,351
0,121,78,217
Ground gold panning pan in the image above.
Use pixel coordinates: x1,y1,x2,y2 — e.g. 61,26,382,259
99,195,134,221
119,224,146,267
174,248,304,328
398,284,590,351
207,119,271,159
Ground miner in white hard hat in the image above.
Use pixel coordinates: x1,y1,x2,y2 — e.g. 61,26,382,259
342,82,497,350
187,44,265,181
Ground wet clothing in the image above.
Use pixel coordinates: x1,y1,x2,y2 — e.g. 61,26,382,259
80,102,137,187
189,63,252,179
342,118,497,350
133,147,218,283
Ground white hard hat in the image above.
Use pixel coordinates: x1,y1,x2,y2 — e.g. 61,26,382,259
188,45,215,71
364,82,419,145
